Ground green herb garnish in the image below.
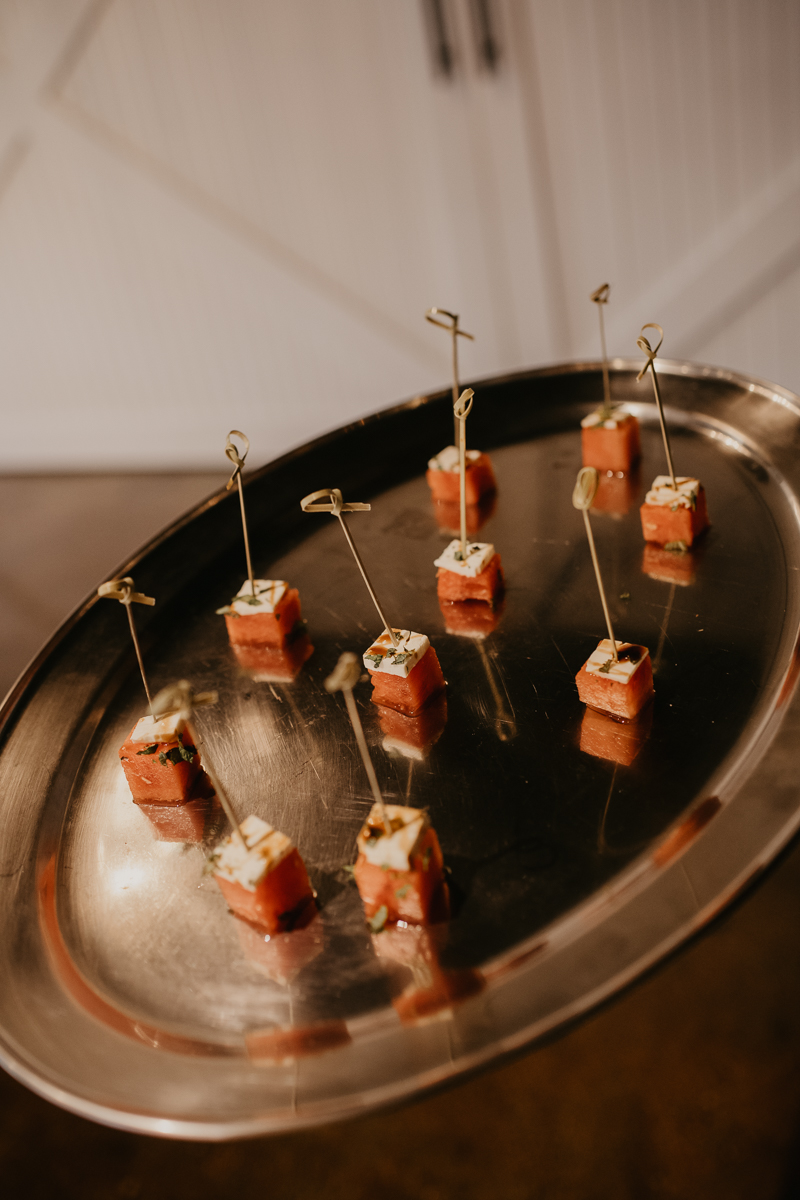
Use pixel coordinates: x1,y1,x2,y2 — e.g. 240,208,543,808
598,659,613,675
342,863,356,878
159,744,196,767
136,743,159,756
395,885,410,898
664,540,688,553
367,905,388,933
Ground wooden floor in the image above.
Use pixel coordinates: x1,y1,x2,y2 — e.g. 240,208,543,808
2,474,800,1199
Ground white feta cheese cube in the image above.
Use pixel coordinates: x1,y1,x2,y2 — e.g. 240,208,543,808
584,639,649,685
211,814,294,891
363,630,429,678
581,406,629,430
428,445,483,472
229,579,288,616
357,803,429,870
644,476,701,510
129,710,186,744
433,539,496,578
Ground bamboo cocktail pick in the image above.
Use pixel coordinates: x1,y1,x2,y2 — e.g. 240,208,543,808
590,283,612,415
97,576,156,710
225,429,255,596
149,680,245,848
425,308,475,446
573,467,618,663
636,324,677,490
300,487,399,648
454,387,475,560
325,652,392,837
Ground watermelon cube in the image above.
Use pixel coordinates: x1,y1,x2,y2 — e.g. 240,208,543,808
210,815,316,935
581,409,641,473
353,803,449,927
640,476,709,547
119,710,200,804
364,630,446,716
218,579,304,648
426,446,496,504
434,540,504,605
575,639,654,720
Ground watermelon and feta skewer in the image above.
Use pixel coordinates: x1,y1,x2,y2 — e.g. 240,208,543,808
147,681,316,935
325,653,449,930
581,285,641,476
636,325,710,548
572,468,654,721
218,430,311,657
301,486,445,715
434,387,504,608
424,308,496,506
96,576,203,805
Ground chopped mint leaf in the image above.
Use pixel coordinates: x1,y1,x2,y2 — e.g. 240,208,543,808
136,743,158,756
664,540,688,553
619,592,631,600
598,659,613,675
395,885,410,898
215,605,233,616
159,744,196,767
342,863,356,878
367,905,388,933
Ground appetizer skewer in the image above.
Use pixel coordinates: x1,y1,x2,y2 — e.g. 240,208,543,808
217,430,311,656
325,653,448,930
581,284,641,475
301,487,445,714
100,577,204,806
637,326,710,548
573,468,655,720
425,308,496,505
148,681,315,935
434,389,504,607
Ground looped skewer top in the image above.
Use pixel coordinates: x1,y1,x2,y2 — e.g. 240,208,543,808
424,308,475,342
635,323,676,489
325,652,392,836
98,576,156,708
224,429,250,491
151,680,219,721
590,283,610,306
299,488,371,516
151,680,244,848
636,323,664,379
98,577,155,607
572,466,599,511
453,388,474,421
300,487,398,647
573,467,618,662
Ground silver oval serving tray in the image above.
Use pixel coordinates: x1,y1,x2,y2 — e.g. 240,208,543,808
2,359,800,1139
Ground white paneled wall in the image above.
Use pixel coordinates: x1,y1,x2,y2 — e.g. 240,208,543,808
0,0,798,469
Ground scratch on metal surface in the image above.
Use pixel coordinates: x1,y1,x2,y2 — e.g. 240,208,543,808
550,635,571,674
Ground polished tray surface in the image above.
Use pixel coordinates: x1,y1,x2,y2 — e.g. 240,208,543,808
2,359,800,1138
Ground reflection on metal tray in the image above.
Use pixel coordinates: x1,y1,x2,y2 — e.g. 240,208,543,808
2,359,800,1139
